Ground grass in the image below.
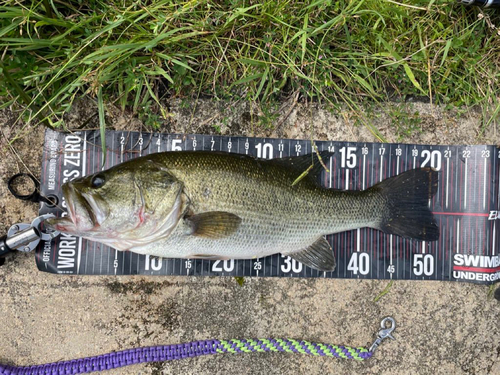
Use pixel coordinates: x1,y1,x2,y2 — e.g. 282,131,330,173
0,0,499,135
389,103,423,141
373,280,394,302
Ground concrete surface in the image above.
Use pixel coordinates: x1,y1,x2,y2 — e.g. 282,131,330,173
0,100,499,375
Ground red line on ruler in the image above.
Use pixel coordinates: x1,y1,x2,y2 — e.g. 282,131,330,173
487,156,492,256
488,151,492,209
432,212,489,217
445,217,449,260
470,213,472,257
475,216,484,254
358,157,361,190
441,158,444,208
453,266,500,273
460,158,463,211
450,159,454,211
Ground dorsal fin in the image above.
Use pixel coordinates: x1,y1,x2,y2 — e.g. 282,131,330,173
263,150,332,184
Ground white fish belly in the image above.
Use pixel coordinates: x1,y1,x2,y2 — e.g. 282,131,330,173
127,219,317,259
125,211,370,259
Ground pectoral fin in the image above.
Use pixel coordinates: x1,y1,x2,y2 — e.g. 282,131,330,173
285,237,336,272
185,211,242,239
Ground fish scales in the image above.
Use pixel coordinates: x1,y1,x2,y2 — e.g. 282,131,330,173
47,151,439,271
129,152,380,259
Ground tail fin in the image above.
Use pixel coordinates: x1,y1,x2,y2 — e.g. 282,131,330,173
373,168,439,241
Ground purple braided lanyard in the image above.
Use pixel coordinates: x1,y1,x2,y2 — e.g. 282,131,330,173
0,317,395,375
0,340,220,375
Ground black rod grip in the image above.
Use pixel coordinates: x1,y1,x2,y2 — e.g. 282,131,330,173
0,235,12,257
458,0,500,8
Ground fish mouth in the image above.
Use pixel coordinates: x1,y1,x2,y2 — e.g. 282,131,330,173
64,184,78,223
66,184,98,227
81,192,107,226
46,183,99,233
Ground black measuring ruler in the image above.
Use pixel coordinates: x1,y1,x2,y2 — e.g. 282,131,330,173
36,130,500,285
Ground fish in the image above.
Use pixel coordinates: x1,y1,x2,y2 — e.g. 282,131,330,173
46,150,439,272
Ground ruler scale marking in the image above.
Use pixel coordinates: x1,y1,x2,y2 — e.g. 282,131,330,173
37,132,500,284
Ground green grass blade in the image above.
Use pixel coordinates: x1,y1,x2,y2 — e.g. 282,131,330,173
379,37,426,95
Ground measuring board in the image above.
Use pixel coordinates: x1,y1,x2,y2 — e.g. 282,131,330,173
37,130,500,284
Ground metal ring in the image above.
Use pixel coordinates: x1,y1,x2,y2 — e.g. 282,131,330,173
43,194,59,208
380,317,396,330
7,173,40,202
32,214,60,241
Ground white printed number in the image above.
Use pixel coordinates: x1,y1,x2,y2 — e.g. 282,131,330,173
421,150,442,171
387,265,395,274
212,259,235,272
255,143,273,159
253,261,262,271
172,139,182,151
413,254,434,276
339,146,357,168
347,253,370,275
145,255,162,271
280,256,302,273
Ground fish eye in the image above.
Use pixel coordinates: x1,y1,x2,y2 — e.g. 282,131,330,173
91,174,105,189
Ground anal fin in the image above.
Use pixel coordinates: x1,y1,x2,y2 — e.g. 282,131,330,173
284,237,336,272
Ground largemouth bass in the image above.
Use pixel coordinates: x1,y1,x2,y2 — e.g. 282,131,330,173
47,151,439,271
